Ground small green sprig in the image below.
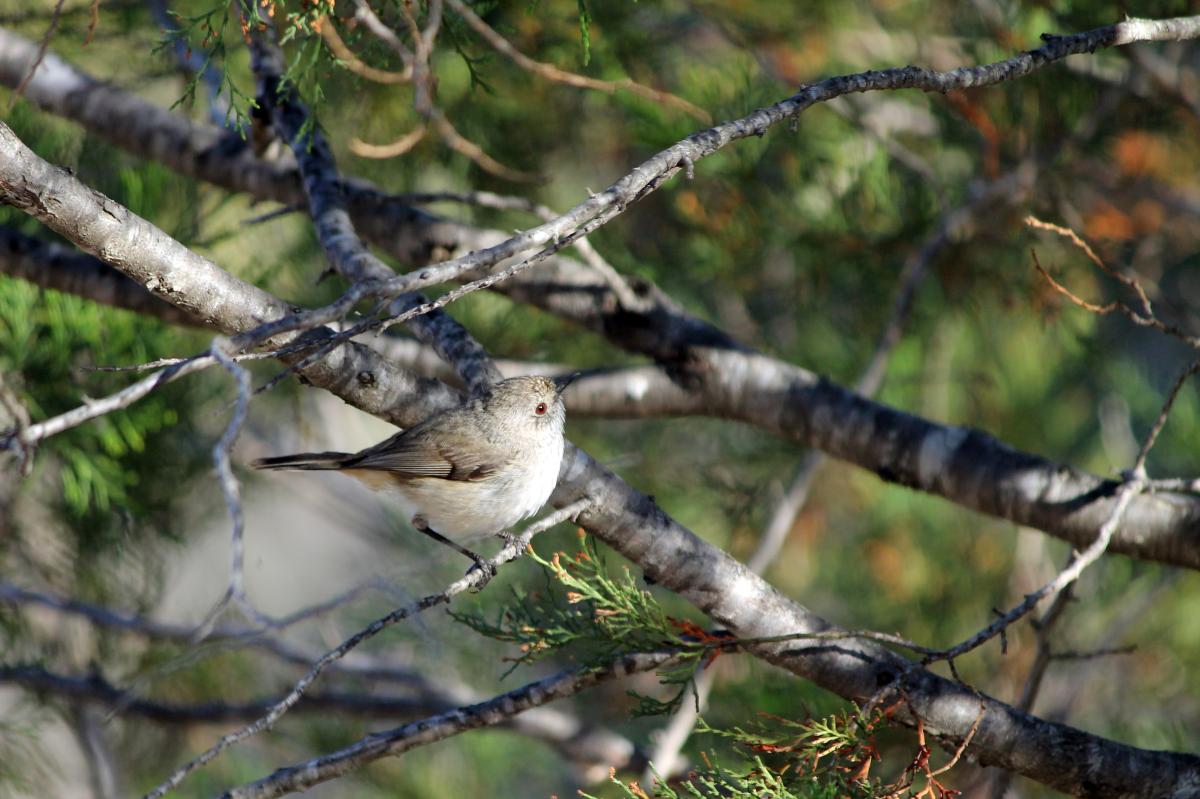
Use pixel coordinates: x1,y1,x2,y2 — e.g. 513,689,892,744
452,533,725,710
582,710,886,799
155,0,256,133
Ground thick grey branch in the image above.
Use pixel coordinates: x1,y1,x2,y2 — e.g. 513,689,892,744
370,330,1200,571
558,440,1200,797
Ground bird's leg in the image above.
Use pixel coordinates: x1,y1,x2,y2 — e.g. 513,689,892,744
411,515,495,578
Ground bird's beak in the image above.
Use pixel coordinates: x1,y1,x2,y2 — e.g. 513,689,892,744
552,371,583,395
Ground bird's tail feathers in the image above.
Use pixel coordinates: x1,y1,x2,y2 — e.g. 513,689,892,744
251,451,354,471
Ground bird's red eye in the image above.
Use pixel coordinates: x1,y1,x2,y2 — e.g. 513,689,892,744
535,402,547,415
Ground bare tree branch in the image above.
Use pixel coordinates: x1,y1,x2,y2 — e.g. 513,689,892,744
4,187,1200,580
198,341,265,630
2,664,445,724
0,224,197,325
0,122,462,439
219,651,680,799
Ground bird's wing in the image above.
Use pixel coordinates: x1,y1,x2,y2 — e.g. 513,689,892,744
346,426,505,481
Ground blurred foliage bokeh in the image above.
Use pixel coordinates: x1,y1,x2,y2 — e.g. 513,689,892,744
1,0,1198,796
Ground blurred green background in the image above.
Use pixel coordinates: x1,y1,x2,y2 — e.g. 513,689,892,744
1,0,1198,796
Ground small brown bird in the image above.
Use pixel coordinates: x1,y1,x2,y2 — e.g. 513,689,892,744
252,375,572,570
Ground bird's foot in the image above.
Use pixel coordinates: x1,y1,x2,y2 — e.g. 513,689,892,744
465,554,498,584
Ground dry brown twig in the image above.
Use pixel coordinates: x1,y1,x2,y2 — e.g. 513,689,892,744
346,0,707,175
316,16,411,84
9,0,66,107
899,705,984,797
444,0,710,123
350,122,425,157
84,0,100,45
1027,215,1200,348
345,0,541,181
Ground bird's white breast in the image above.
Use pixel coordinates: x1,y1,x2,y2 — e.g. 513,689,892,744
389,438,564,540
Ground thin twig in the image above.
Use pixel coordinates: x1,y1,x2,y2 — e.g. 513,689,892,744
924,476,1141,668
10,353,213,445
1133,359,1200,471
192,341,269,634
8,0,65,107
1026,215,1200,348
